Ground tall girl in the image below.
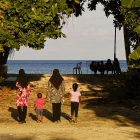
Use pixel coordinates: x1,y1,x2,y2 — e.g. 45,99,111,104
16,69,31,123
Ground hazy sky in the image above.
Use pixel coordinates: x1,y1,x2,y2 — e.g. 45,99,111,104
10,3,126,61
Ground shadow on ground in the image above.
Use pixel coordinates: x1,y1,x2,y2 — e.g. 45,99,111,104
69,74,140,128
2,74,140,129
8,107,19,122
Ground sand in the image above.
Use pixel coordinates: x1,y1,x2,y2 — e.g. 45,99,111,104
0,74,140,140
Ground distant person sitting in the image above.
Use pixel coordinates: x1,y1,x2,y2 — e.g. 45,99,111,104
96,61,105,75
90,61,98,75
113,58,121,74
99,61,105,75
97,62,101,68
105,59,113,74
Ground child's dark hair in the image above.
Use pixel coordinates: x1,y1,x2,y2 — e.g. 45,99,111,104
37,93,42,98
72,83,78,92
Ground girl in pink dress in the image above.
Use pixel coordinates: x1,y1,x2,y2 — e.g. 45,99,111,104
64,83,81,123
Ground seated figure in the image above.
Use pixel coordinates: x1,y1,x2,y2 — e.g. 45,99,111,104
105,59,113,74
113,58,121,74
97,61,105,75
90,61,98,75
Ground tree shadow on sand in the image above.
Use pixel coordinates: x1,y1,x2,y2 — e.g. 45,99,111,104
28,112,36,121
80,94,140,139
69,74,140,125
43,109,53,122
61,112,71,121
28,109,53,122
0,74,46,89
0,135,34,140
82,96,140,126
8,107,19,122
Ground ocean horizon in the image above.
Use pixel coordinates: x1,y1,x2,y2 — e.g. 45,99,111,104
7,60,127,74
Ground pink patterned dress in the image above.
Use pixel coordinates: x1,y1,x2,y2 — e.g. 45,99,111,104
16,82,31,106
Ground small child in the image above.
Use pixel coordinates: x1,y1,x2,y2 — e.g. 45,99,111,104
34,93,45,123
65,83,81,123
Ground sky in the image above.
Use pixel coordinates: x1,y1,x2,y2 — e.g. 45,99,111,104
9,3,126,61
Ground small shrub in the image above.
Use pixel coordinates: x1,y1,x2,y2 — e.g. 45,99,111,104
109,69,140,101
0,77,5,83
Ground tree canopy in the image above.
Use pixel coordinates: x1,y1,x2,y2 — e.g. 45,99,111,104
120,0,140,47
120,0,140,68
74,0,140,66
0,0,140,67
0,0,80,52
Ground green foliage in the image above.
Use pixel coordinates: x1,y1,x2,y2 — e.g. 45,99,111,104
129,45,140,60
119,0,140,101
120,1,140,46
0,0,79,52
121,0,133,8
109,70,140,101
135,0,140,7
0,76,4,83
119,5,140,29
121,0,140,27
128,45,140,69
134,25,140,34
120,0,140,68
121,0,140,7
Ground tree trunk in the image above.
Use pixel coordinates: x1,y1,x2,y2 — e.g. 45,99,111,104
123,26,131,67
0,47,10,78
0,46,10,67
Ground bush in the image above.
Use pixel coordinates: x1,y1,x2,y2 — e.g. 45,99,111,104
109,69,140,101
0,77,5,83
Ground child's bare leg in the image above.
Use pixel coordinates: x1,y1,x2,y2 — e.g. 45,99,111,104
40,115,43,122
37,115,41,122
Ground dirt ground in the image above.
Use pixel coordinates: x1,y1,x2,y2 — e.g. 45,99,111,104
0,74,140,140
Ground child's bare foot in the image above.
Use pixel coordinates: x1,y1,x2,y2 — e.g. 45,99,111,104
75,118,77,123
36,120,40,123
69,118,75,123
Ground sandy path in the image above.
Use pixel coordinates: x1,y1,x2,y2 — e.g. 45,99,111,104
0,74,140,140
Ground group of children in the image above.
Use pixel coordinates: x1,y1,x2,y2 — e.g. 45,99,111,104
34,83,81,123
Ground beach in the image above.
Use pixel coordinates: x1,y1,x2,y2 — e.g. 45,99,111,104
0,74,140,140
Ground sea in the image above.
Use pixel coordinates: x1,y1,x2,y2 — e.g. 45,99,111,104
7,60,127,74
